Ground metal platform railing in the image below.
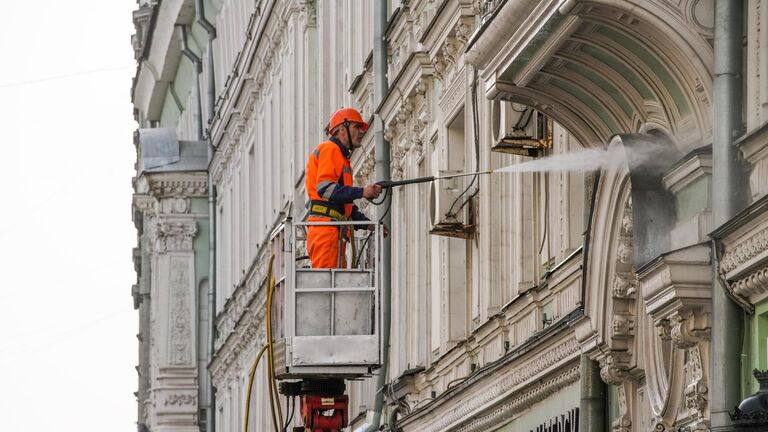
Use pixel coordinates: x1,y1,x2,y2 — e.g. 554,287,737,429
272,218,382,379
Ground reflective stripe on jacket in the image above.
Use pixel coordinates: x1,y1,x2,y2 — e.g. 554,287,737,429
305,137,363,218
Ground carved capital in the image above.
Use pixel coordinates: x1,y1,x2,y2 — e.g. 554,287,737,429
670,310,710,349
599,352,632,385
152,221,198,254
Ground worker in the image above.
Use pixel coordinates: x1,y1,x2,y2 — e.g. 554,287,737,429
305,107,384,268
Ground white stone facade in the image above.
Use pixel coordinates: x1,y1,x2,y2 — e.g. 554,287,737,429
131,0,768,431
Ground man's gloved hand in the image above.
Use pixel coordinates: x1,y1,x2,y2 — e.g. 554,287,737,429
363,183,383,199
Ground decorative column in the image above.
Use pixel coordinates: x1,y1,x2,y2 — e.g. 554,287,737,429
139,173,208,432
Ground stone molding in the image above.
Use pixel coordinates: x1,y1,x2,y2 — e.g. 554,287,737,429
454,364,580,432
138,172,208,199
399,336,580,431
721,226,768,274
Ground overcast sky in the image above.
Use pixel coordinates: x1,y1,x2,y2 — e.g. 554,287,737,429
0,2,137,430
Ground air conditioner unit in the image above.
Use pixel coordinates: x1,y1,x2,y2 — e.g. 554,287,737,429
429,169,474,238
490,101,551,157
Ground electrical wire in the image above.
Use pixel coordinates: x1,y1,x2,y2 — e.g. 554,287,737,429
354,186,392,268
282,396,296,432
243,344,269,432
514,107,534,131
446,67,482,218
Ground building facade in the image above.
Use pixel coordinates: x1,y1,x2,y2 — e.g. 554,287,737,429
131,0,768,431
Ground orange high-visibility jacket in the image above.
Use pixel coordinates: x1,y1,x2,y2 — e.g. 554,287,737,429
305,137,367,220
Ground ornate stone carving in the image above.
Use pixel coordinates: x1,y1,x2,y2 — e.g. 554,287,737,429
613,272,636,298
401,338,580,432
454,16,475,45
158,197,190,214
599,352,631,385
612,314,635,338
168,257,192,366
391,148,406,181
670,310,711,349
657,318,672,340
732,265,768,298
721,226,768,273
152,221,197,254
684,345,709,428
165,393,196,406
148,178,207,198
453,365,581,432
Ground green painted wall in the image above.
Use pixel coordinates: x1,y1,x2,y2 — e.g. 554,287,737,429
674,176,711,222
159,86,182,128
193,197,210,290
742,300,768,397
495,380,580,431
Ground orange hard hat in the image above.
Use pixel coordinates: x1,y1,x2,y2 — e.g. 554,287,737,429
328,108,369,135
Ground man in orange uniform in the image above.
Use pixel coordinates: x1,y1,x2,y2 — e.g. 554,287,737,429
305,108,383,268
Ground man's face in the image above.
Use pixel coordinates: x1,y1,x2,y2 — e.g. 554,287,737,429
348,123,364,148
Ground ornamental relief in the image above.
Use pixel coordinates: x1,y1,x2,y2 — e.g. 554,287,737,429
164,393,196,406
720,225,768,273
149,179,208,198
385,77,432,181
404,337,580,432
591,194,639,432
431,16,476,85
168,257,193,366
151,221,198,255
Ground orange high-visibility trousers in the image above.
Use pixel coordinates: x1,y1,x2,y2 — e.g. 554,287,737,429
307,218,347,268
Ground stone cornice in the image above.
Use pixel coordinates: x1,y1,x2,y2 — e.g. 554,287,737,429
137,171,209,198
722,225,768,276
712,194,768,304
662,148,712,193
454,364,580,432
638,243,711,320
399,335,580,431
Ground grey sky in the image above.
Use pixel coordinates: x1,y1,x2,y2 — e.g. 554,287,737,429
0,2,137,430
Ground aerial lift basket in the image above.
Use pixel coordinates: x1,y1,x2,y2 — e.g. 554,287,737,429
272,218,383,380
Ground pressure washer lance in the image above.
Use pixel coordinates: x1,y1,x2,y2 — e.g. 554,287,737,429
376,170,494,188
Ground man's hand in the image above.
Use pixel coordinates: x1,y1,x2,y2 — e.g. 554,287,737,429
368,223,390,238
363,183,383,199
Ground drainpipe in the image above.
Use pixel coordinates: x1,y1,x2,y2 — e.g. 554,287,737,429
367,1,391,431
195,0,216,123
711,1,749,430
195,1,218,431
